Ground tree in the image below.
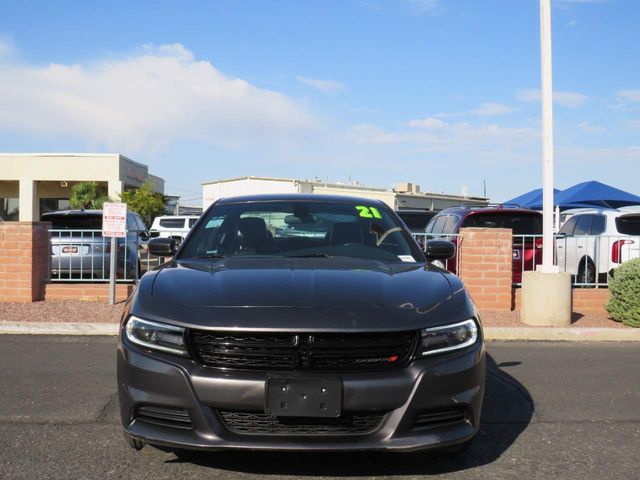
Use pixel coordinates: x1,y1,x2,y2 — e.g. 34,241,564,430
69,182,108,209
120,180,167,227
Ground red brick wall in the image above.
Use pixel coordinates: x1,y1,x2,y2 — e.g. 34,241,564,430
458,228,513,311
45,283,135,302
0,222,51,302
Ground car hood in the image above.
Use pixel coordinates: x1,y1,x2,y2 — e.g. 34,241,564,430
134,257,471,331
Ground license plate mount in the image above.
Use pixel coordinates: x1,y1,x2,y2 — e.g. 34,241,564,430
265,377,342,418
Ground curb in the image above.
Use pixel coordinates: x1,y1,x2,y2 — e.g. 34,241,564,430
0,322,118,335
0,322,639,341
484,326,640,342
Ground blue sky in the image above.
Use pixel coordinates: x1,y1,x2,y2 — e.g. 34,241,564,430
1,0,639,205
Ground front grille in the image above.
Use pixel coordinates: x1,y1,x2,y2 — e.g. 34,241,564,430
412,408,469,431
190,330,419,371
218,410,386,436
135,405,192,429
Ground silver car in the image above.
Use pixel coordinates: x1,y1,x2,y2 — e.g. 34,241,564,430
43,210,149,280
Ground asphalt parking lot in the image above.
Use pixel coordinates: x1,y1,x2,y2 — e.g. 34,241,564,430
0,336,638,480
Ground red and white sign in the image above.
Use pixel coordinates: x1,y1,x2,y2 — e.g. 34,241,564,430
102,202,127,238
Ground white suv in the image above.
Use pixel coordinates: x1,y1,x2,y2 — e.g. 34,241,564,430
149,215,200,243
556,208,640,284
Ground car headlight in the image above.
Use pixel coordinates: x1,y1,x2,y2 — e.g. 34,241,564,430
125,316,188,356
419,319,478,356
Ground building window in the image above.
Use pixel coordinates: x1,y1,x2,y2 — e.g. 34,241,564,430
1,198,19,220
40,198,71,217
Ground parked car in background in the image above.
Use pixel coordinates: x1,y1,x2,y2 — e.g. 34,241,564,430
556,208,640,284
396,209,438,234
43,210,149,280
424,206,543,283
149,215,200,244
396,209,438,249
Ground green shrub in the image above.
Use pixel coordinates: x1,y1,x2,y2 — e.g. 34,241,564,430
606,258,640,327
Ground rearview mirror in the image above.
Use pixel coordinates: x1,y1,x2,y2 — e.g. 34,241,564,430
148,237,177,257
425,240,456,261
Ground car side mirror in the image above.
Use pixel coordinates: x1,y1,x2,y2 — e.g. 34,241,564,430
148,237,177,257
139,231,149,241
425,240,456,261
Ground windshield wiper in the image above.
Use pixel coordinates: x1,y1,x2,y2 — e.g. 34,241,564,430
192,254,226,259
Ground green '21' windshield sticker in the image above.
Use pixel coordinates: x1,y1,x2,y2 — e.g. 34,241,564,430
355,205,383,219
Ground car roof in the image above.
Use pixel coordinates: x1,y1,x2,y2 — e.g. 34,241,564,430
41,209,103,217
434,206,541,216
41,209,139,217
564,208,624,217
215,193,388,206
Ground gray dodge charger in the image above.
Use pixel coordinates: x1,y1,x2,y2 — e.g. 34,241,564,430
117,194,485,453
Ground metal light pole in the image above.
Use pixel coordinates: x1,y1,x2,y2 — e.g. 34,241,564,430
521,0,571,327
539,0,558,273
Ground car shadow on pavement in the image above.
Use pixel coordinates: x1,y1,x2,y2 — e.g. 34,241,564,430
168,353,535,476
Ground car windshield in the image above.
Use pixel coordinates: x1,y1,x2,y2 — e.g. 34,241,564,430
461,212,542,235
178,200,424,262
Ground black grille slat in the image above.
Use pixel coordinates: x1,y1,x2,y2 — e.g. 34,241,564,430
190,330,418,372
136,405,192,429
413,408,468,430
219,410,385,436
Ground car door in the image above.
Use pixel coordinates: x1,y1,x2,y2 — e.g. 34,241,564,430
556,216,578,274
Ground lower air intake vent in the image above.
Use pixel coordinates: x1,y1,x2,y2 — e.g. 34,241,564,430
218,410,386,436
413,408,469,430
136,405,192,429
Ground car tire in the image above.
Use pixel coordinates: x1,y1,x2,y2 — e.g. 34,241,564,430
577,259,596,285
123,432,145,451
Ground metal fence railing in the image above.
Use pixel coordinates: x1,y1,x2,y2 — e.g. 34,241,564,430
49,229,190,283
555,234,639,288
413,232,639,288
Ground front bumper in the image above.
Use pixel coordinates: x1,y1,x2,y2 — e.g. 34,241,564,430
117,335,485,452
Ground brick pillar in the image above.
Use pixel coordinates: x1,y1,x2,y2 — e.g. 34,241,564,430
458,227,512,311
0,222,51,302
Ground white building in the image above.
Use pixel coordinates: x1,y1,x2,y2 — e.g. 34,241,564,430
0,153,164,221
202,176,488,212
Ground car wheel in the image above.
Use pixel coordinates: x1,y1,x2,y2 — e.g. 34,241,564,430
123,432,145,451
577,259,596,285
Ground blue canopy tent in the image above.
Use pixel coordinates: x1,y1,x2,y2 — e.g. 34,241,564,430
505,181,640,210
553,180,640,210
505,188,560,209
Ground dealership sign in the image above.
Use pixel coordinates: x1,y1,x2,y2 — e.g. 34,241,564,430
102,202,127,238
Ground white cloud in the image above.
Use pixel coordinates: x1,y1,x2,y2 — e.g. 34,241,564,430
407,117,445,129
617,90,640,103
470,102,516,116
350,119,536,151
625,120,640,131
517,89,589,107
0,39,15,58
0,43,315,152
405,0,440,14
578,121,605,134
297,76,346,93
